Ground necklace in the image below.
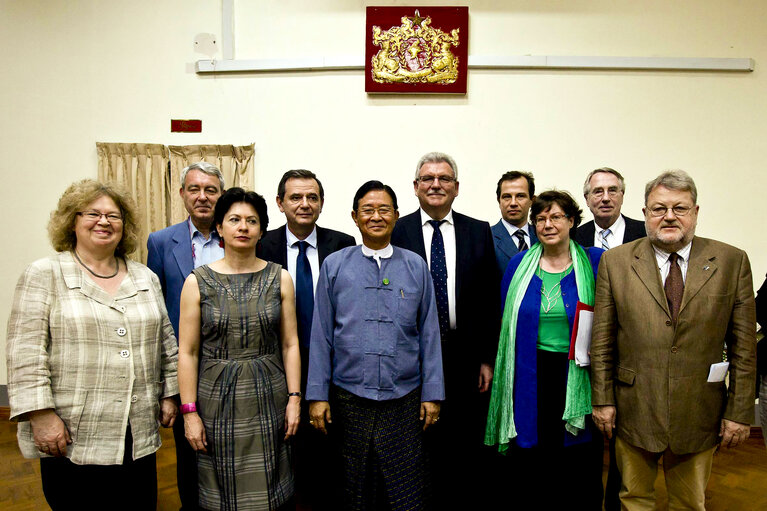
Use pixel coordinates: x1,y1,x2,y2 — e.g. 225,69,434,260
537,266,570,314
73,250,120,279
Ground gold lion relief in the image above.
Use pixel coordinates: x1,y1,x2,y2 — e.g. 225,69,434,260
371,12,460,85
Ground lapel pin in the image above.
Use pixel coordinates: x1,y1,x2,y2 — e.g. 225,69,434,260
382,278,390,285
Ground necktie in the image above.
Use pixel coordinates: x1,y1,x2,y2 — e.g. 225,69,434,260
600,228,611,251
295,241,313,347
664,253,684,323
514,230,529,252
429,220,450,340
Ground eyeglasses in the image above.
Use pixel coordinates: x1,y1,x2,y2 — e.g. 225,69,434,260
534,213,569,226
589,187,622,198
648,205,693,217
416,175,456,185
78,210,123,223
358,206,395,217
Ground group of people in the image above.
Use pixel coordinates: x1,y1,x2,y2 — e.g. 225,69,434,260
5,152,758,511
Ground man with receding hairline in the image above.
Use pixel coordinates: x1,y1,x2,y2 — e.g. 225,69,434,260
147,161,225,511
391,151,500,507
575,167,645,250
258,168,355,510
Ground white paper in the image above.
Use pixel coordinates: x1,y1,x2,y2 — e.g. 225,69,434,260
707,361,729,382
575,310,594,367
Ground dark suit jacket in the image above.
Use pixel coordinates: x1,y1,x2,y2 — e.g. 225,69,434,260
491,220,538,276
591,236,756,454
257,224,356,269
391,210,501,366
146,220,195,337
575,215,646,248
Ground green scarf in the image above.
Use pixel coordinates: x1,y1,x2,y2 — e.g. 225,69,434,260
485,240,595,452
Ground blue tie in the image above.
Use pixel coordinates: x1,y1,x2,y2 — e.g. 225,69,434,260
295,241,314,347
600,228,611,251
429,220,450,340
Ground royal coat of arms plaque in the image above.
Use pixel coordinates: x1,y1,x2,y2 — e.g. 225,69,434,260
365,6,469,94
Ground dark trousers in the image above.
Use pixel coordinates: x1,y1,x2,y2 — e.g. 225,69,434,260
294,347,342,510
426,336,504,510
501,350,604,510
174,409,202,510
40,426,156,511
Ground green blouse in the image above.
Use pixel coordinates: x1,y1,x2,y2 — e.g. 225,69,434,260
537,266,573,352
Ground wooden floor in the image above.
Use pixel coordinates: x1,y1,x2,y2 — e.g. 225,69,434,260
1,415,766,510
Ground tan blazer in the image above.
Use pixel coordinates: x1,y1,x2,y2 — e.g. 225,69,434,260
591,236,756,454
6,252,179,464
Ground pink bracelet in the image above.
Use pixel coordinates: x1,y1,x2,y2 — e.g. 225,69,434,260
180,402,198,414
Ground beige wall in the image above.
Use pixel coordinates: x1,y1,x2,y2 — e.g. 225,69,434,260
2,0,766,385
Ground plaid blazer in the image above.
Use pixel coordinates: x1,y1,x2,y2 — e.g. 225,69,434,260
6,252,179,465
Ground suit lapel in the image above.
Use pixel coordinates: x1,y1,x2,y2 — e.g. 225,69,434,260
631,238,670,318
679,237,717,316
403,212,427,260
492,222,518,260
453,212,468,299
316,226,330,266
171,223,194,278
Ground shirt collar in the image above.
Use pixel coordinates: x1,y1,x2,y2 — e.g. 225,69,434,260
420,208,454,226
188,217,220,241
361,243,393,259
501,218,529,238
598,214,625,235
652,240,693,263
287,225,318,249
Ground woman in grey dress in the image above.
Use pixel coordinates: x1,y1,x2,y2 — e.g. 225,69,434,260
178,187,301,511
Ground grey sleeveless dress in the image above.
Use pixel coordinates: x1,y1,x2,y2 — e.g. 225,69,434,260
194,263,294,510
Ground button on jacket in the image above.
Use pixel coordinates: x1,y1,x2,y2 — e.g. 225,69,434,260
7,252,179,465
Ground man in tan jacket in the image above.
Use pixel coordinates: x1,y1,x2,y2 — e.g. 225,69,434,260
591,169,756,510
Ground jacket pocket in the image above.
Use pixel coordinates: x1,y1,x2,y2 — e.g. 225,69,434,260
616,366,636,386
54,390,88,444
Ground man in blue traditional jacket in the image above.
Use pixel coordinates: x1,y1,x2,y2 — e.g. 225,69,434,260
307,180,445,511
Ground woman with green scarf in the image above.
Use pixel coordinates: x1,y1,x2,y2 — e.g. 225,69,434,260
485,190,604,508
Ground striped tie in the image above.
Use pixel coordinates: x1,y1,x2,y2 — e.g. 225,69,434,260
600,228,611,251
514,230,528,252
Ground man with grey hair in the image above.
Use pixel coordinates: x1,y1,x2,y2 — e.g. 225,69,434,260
391,151,500,507
147,161,225,511
575,167,645,250
591,170,756,510
575,167,645,510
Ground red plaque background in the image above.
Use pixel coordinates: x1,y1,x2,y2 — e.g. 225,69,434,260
365,6,468,94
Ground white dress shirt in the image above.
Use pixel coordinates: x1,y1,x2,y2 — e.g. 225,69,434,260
419,208,457,329
501,219,532,250
653,241,692,285
593,214,627,249
285,226,321,293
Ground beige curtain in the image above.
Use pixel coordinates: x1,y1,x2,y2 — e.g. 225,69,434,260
96,143,170,263
168,144,255,225
96,142,255,264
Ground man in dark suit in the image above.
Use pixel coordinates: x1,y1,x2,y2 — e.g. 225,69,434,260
574,167,645,510
390,152,500,507
491,170,538,275
575,167,645,250
591,170,756,510
147,161,225,511
258,169,355,510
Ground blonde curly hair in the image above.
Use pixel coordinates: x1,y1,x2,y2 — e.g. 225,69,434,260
48,179,140,257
